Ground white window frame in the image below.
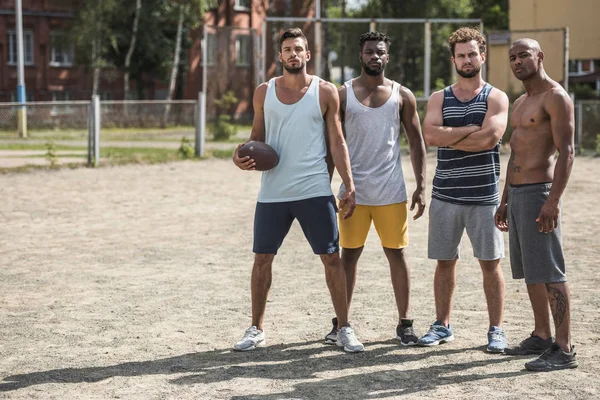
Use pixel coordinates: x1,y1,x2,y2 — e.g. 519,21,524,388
49,32,74,67
569,59,595,76
235,35,251,67
8,30,34,65
234,0,251,11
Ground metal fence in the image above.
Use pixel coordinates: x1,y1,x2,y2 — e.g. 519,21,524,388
0,97,204,167
575,100,600,153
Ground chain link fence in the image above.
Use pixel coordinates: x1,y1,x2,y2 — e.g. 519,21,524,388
575,100,600,153
0,98,205,167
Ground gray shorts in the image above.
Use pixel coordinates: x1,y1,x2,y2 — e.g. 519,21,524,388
428,198,504,260
508,183,566,284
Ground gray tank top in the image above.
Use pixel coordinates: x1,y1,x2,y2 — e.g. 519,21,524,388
338,79,407,205
258,76,332,203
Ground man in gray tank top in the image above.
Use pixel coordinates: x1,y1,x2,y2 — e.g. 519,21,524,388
420,27,510,353
232,28,364,353
323,31,427,347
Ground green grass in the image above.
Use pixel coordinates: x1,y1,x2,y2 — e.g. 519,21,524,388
209,148,235,159
0,143,85,151
1,124,252,142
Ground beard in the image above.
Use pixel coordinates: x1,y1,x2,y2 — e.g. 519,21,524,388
455,64,480,78
362,61,384,76
283,61,305,74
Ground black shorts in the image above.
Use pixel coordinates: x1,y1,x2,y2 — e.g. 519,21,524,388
253,196,339,255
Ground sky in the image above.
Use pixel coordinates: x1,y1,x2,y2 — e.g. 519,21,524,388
346,0,370,10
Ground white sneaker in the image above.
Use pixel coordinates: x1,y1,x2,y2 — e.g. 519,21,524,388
336,326,364,353
233,326,266,351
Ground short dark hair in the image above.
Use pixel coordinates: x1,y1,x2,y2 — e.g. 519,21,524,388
279,28,308,51
448,27,486,57
359,31,391,50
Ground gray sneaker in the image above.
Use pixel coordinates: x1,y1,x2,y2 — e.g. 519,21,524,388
505,332,553,355
487,326,508,353
396,319,419,346
324,317,338,345
525,344,579,371
336,326,364,353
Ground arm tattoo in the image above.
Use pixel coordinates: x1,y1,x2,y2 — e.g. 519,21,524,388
546,285,567,328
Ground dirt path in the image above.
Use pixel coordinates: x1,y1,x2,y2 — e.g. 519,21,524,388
0,155,598,399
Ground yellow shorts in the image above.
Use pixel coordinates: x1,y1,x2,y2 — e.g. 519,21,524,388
339,202,408,249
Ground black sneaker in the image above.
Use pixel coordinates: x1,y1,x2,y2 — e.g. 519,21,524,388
396,319,419,346
525,344,579,371
324,317,338,345
504,332,553,355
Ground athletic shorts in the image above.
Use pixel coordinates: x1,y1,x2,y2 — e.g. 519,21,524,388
253,195,339,255
508,183,566,284
428,198,504,260
339,202,408,249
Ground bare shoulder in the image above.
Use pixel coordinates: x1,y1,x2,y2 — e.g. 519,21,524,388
319,79,337,93
513,93,527,108
428,89,445,105
398,85,417,102
338,83,347,101
489,87,509,103
546,85,573,107
318,79,339,101
254,82,268,98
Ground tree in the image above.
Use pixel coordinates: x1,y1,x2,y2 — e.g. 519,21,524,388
162,0,216,126
72,0,119,96
124,0,143,103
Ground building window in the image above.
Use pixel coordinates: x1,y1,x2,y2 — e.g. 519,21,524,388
569,59,595,76
234,0,251,11
8,30,34,65
50,32,74,67
235,35,251,66
206,33,217,66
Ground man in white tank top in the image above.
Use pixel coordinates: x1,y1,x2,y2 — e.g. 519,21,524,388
324,31,427,346
232,28,364,353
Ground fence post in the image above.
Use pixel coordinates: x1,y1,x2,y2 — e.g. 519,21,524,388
195,91,206,157
576,101,582,154
87,102,93,166
92,95,100,167
424,20,431,99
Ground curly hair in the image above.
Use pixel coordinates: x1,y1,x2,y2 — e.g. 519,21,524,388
359,31,391,50
279,28,308,51
448,27,486,56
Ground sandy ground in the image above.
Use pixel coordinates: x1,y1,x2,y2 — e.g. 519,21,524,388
0,154,599,399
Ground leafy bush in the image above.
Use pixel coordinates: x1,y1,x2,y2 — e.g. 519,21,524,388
178,137,195,159
211,115,237,141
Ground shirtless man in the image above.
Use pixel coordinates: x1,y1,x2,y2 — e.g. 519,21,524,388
495,38,578,371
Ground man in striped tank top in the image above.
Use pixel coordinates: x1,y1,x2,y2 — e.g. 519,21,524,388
419,27,510,353
232,28,364,353
323,31,427,347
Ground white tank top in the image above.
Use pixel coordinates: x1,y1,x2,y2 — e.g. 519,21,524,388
258,76,332,203
338,79,407,205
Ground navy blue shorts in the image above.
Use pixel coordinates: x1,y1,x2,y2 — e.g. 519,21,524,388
253,196,339,255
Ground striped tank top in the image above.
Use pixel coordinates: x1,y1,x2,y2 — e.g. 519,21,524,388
432,83,501,205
